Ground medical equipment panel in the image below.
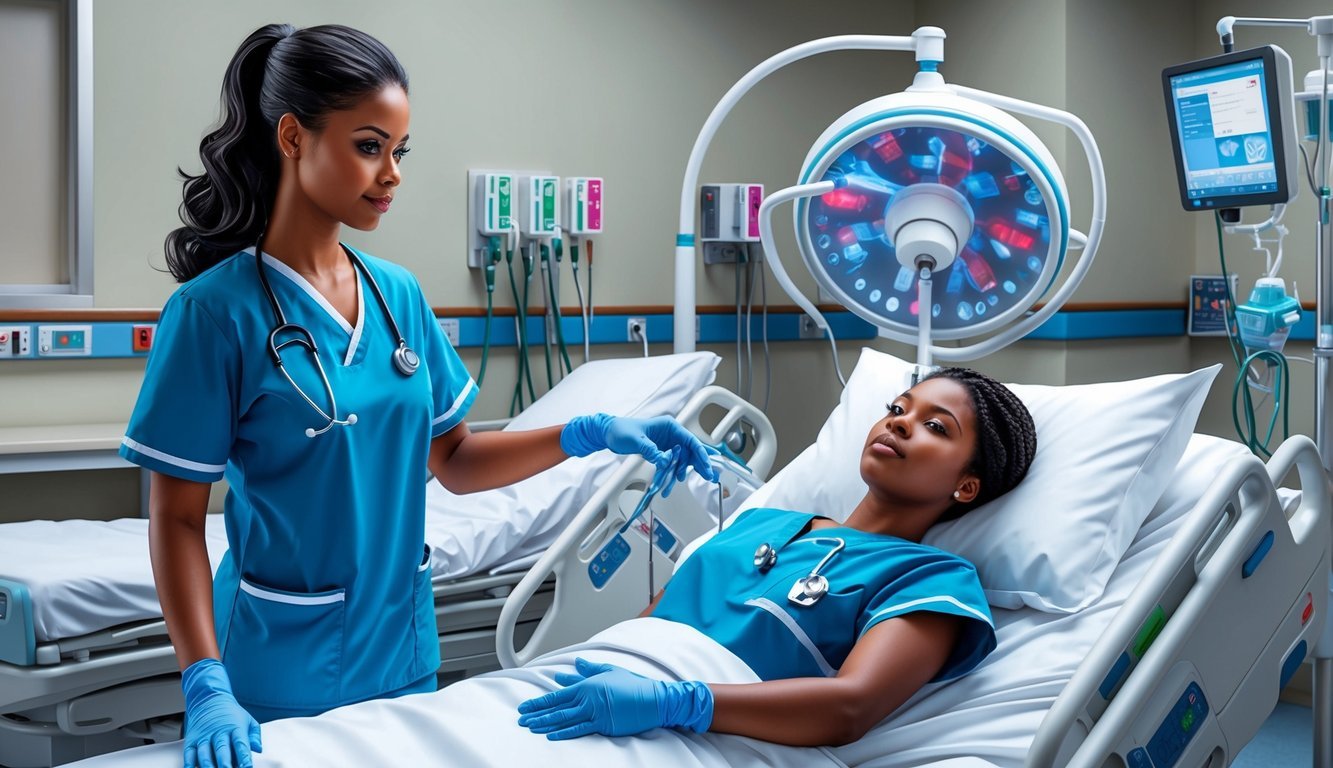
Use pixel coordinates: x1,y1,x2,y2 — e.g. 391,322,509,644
1162,45,1299,211
0,325,31,358
467,170,520,267
562,177,603,235
520,175,560,237
37,325,92,357
700,183,764,265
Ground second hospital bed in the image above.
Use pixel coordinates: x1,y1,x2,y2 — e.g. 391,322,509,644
0,351,776,767
62,351,1333,767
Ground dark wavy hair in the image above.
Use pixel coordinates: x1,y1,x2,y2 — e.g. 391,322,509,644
923,367,1037,521
164,24,409,282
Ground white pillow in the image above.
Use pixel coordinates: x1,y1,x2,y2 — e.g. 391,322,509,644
503,352,720,430
739,348,1219,613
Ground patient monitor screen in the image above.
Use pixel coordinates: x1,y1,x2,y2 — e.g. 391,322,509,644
1163,47,1291,210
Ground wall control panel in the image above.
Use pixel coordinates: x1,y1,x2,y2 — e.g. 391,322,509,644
0,326,31,358
521,175,561,237
38,325,93,357
563,177,604,235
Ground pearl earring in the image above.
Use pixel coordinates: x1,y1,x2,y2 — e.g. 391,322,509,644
953,491,960,499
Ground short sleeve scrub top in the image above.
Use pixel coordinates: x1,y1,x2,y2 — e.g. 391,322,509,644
120,246,477,720
653,507,997,683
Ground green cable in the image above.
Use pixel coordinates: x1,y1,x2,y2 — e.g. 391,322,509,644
477,237,500,386
540,244,555,391
520,246,537,402
505,248,526,417
549,237,574,374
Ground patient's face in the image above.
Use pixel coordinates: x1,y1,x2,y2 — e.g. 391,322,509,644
860,377,978,510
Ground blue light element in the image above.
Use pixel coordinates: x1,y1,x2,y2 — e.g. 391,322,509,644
957,302,973,321
827,253,840,266
1003,280,1017,294
990,238,1012,259
1024,185,1043,206
989,294,999,306
894,265,915,292
844,243,868,266
1027,256,1042,272
886,296,900,312
817,234,831,249
975,301,986,316
931,304,941,318
965,173,1001,199
910,154,939,171
927,135,946,156
854,278,867,291
869,289,882,302
967,137,984,155
1015,209,1041,228
947,261,966,294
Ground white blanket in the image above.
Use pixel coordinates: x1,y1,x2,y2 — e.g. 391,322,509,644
66,618,844,768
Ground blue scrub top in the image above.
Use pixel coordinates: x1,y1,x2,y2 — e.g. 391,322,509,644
653,507,996,683
120,247,476,716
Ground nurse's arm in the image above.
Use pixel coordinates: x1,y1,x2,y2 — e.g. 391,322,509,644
427,423,569,494
147,471,221,669
705,612,961,747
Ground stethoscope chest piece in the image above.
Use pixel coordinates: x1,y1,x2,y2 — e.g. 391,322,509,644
788,574,829,607
753,543,778,573
393,344,420,376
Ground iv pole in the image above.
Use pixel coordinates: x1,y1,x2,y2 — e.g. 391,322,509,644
1218,14,1333,768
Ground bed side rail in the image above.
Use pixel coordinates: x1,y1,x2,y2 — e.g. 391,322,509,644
0,577,36,666
495,385,772,669
1029,435,1331,768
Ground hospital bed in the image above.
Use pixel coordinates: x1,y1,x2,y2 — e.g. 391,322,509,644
0,352,777,767
59,359,1333,767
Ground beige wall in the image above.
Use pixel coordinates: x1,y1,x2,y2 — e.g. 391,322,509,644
6,0,1298,520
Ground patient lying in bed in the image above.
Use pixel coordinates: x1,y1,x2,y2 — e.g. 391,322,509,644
69,367,1036,767
517,366,1035,747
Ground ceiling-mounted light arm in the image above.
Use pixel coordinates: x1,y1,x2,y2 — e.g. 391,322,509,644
673,29,947,352
923,85,1107,362
759,179,846,386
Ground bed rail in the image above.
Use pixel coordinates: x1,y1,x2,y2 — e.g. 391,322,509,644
1029,435,1331,768
495,386,775,669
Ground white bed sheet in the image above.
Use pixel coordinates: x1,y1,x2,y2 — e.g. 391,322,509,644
65,434,1253,768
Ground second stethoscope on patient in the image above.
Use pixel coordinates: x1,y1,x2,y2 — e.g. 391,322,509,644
754,536,846,607
255,235,419,438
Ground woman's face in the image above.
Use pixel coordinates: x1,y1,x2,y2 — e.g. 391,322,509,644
293,84,411,232
859,376,980,509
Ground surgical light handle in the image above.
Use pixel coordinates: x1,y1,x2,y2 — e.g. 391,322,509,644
674,30,947,353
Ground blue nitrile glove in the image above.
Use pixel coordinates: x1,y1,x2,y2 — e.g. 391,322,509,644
181,658,262,768
516,657,713,740
560,414,720,495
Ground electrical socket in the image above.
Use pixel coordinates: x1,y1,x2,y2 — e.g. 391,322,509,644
438,318,460,346
799,314,825,340
627,317,647,343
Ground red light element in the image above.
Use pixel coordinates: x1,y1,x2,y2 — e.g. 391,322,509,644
820,189,870,212
908,300,919,316
937,133,974,188
1303,592,1314,625
1002,175,1023,191
986,218,1035,250
132,325,155,353
835,226,858,246
58,334,69,345
961,248,998,292
870,132,903,163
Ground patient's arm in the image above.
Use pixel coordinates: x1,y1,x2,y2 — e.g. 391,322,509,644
147,471,221,669
707,612,961,747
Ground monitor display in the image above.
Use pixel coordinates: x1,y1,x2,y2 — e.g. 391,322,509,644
1163,46,1296,210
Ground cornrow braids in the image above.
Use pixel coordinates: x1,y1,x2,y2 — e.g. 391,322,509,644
922,367,1037,520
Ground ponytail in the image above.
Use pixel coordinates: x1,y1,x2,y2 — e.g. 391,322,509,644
165,24,292,282
164,23,408,282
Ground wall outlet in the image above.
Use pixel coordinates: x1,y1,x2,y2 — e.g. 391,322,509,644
627,317,647,343
799,314,825,340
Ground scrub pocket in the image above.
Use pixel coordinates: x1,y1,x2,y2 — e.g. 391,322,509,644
750,567,862,679
412,545,438,672
224,577,346,710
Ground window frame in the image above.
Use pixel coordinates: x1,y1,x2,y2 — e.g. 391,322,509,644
0,0,93,308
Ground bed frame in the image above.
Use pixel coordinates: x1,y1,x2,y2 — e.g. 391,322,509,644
0,385,775,768
497,434,1330,767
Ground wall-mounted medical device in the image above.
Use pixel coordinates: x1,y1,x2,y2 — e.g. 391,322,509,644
520,175,561,238
562,177,603,235
1162,45,1299,211
468,170,517,268
699,183,763,243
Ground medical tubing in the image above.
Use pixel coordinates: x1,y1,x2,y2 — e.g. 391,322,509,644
549,239,574,374
745,255,756,401
505,250,529,416
477,237,501,387
1233,349,1290,458
734,258,744,394
520,248,538,403
571,242,590,363
586,239,595,326
674,32,925,352
539,245,555,390
757,180,847,387
759,260,772,412
1213,213,1244,368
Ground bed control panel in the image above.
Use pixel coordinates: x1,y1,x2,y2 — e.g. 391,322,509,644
1136,681,1209,767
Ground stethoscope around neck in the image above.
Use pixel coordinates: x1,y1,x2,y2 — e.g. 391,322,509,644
255,236,419,438
754,534,846,608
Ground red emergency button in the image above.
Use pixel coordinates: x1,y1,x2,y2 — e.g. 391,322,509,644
1303,592,1314,625
58,334,69,345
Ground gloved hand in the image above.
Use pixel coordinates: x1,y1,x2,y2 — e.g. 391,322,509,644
561,415,719,496
181,658,262,768
516,657,713,740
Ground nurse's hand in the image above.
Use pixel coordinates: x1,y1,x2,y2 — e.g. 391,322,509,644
181,658,262,768
516,657,713,740
561,414,719,494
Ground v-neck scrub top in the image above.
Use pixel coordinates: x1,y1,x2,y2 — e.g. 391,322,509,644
120,247,477,717
652,508,996,683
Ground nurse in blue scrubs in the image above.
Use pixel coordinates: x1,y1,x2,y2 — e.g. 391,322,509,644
518,368,1038,747
120,24,714,768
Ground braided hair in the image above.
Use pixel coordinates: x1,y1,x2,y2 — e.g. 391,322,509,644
922,367,1037,521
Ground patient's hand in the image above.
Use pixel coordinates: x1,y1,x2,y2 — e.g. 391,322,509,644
516,657,712,740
